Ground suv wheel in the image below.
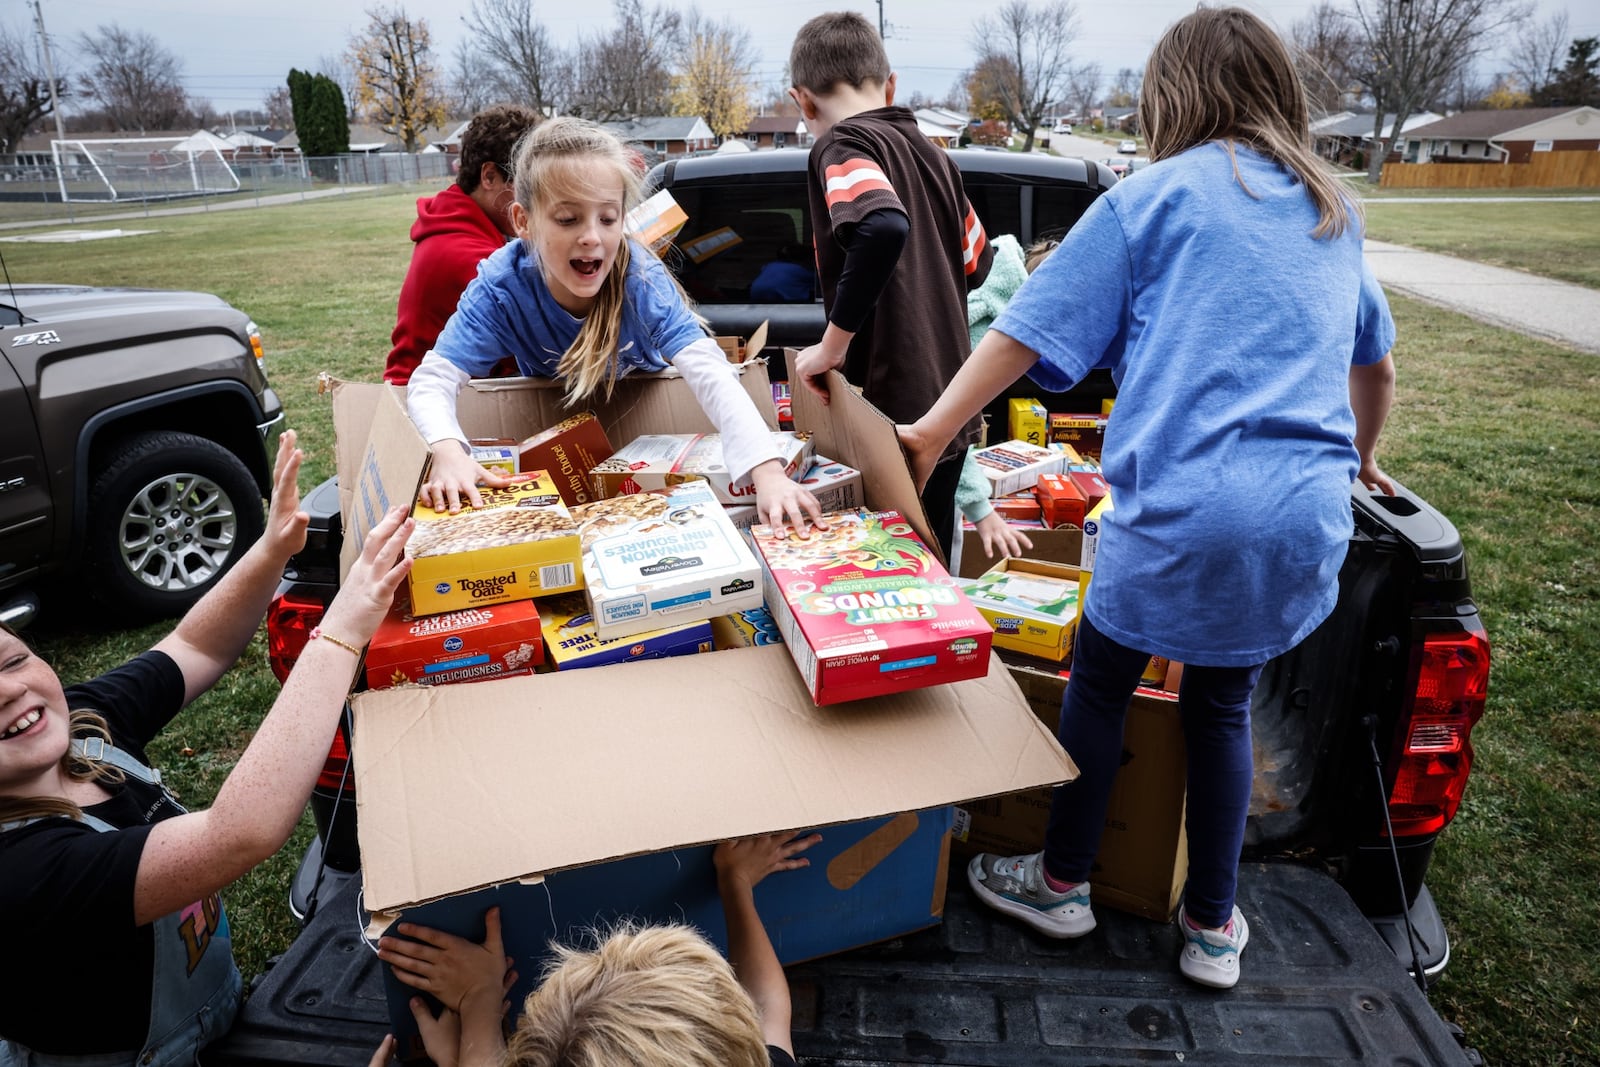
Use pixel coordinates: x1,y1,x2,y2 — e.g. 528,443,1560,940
88,431,265,619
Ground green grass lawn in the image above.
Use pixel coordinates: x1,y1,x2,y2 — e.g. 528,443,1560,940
1362,199,1600,290
5,193,1599,1063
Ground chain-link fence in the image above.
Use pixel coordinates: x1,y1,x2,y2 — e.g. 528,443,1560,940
0,152,456,227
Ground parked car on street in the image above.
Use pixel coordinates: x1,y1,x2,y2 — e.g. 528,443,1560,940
1118,138,1139,154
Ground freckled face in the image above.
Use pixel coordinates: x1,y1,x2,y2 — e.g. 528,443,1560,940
0,632,72,797
514,162,627,317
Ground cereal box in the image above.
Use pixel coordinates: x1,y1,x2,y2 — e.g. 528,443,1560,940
517,414,614,509
469,438,518,477
590,432,814,505
990,490,1042,524
970,439,1070,498
959,559,1080,663
710,605,783,650
537,593,713,670
624,189,688,252
751,510,993,705
772,381,793,431
1008,398,1047,446
366,595,543,690
572,481,763,639
1067,469,1109,512
797,455,864,512
1035,474,1087,529
1048,413,1108,459
407,471,583,616
1079,492,1114,609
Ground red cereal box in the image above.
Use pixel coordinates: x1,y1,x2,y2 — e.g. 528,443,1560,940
365,595,544,690
1035,474,1087,529
990,490,1042,524
750,510,993,705
1067,470,1109,511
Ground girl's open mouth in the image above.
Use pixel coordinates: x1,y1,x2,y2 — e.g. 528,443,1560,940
2,708,43,739
571,258,603,278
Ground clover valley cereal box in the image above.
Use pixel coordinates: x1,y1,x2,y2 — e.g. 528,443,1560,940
589,432,814,505
407,471,583,616
366,595,543,690
517,413,614,509
571,481,763,640
970,440,1070,498
537,593,712,670
751,510,993,705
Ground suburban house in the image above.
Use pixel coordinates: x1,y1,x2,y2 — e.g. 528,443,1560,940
602,116,716,157
1493,106,1600,163
1312,111,1443,166
1103,107,1139,132
1402,107,1588,163
739,115,806,149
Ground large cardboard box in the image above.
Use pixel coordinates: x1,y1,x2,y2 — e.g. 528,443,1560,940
334,365,1075,1040
952,665,1188,922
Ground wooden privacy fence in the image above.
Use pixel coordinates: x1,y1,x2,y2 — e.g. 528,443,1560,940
1381,152,1600,189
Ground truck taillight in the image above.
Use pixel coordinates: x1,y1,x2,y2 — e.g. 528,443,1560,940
318,726,356,793
267,590,325,684
1387,620,1489,837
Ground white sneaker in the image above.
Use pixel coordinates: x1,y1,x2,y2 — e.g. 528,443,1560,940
967,852,1096,938
1178,903,1250,989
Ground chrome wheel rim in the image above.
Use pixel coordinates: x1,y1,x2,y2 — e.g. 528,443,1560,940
117,472,239,592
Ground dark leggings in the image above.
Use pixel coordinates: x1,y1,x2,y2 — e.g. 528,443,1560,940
1042,613,1264,928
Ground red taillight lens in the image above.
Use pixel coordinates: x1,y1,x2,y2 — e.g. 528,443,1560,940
267,590,325,684
1387,621,1490,836
318,725,355,793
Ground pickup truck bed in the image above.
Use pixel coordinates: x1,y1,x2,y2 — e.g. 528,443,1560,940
211,862,1471,1066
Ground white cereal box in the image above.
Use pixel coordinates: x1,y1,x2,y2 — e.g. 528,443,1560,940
796,455,864,512
971,439,1070,499
590,432,814,505
571,481,763,639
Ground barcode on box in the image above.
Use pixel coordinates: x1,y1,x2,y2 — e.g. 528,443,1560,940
540,563,576,590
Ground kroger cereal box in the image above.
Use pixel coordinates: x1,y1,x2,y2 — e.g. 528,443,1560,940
970,440,1070,498
797,456,864,513
537,593,713,670
407,471,583,616
571,481,763,639
751,510,993,705
960,559,1080,663
517,413,614,509
589,432,814,505
710,604,783,650
366,595,543,690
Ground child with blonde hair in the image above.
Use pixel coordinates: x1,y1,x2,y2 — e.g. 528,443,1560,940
407,117,822,534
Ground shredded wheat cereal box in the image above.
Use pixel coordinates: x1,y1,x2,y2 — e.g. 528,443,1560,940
570,481,763,640
589,432,814,505
536,593,713,670
407,471,582,615
751,510,993,706
366,594,543,690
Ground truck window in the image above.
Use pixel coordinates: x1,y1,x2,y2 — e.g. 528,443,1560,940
666,186,816,304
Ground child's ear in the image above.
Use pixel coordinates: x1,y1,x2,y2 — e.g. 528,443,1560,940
789,86,819,121
884,72,898,107
510,201,532,241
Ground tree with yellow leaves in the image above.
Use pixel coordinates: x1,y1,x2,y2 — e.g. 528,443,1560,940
670,10,754,142
347,6,446,152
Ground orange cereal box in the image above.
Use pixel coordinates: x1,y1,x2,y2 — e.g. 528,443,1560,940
750,510,993,706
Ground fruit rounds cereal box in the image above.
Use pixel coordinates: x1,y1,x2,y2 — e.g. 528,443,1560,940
751,510,993,706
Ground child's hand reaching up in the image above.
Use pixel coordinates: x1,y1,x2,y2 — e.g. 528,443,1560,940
714,831,824,893
377,907,517,1067
974,512,1032,561
419,441,513,514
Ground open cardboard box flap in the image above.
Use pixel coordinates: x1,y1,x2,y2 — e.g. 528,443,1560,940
354,648,1075,913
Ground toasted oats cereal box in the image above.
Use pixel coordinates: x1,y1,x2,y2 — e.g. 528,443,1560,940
710,604,783,650
797,456,864,513
751,510,993,705
536,593,713,670
970,440,1070,499
366,593,543,690
571,481,763,640
407,471,583,616
517,413,614,509
589,432,814,505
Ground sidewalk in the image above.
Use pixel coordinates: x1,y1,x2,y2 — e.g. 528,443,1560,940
1364,240,1600,356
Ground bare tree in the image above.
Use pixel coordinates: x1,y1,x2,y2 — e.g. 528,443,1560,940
348,5,448,152
1106,66,1141,108
1063,61,1100,124
1347,0,1528,183
318,53,362,122
76,24,189,133
1291,2,1361,114
1507,10,1570,95
572,0,680,120
445,39,499,116
969,0,1080,152
261,85,294,128
671,9,756,140
463,0,569,118
1,20,67,154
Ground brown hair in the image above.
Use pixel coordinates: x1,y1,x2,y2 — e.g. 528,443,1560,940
457,104,542,194
790,12,890,96
1024,237,1060,275
505,924,769,1067
1138,6,1357,239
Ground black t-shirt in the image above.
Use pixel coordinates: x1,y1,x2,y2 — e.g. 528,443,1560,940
769,1046,798,1066
0,651,187,1053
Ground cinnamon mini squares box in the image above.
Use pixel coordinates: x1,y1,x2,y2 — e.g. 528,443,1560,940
751,509,993,706
590,432,814,506
366,595,543,690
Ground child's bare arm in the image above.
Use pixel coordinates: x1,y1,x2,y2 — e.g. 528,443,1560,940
714,832,823,1054
377,907,516,1067
1349,353,1395,495
900,330,1042,490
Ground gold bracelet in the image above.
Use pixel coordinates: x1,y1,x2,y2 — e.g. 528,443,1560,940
309,626,363,657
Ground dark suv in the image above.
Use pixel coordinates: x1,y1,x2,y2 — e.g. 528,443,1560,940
0,283,283,625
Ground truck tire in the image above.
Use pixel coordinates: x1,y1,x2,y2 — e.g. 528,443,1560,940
87,430,266,620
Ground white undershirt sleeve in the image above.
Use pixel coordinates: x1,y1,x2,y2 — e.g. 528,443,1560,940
406,353,473,446
670,336,782,482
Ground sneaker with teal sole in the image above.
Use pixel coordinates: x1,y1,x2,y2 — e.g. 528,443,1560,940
967,852,1096,938
1178,903,1250,989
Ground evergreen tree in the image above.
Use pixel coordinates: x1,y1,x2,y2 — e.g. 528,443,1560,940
287,68,312,133
1534,37,1600,107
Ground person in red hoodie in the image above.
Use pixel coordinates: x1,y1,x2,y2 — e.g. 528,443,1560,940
384,104,542,385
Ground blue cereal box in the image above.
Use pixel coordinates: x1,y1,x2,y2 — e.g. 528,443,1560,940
536,593,713,670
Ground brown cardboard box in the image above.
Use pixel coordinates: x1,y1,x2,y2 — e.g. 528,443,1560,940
952,664,1189,921
958,526,1082,579
713,321,770,364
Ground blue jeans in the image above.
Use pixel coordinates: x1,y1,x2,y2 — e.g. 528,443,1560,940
1042,614,1263,928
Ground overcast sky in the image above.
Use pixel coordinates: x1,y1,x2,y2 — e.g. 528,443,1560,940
22,0,1597,118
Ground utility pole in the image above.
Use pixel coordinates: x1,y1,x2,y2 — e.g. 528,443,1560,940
29,0,69,149
876,0,886,39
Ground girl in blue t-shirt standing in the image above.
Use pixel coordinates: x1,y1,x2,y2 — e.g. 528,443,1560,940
900,6,1398,989
408,117,821,533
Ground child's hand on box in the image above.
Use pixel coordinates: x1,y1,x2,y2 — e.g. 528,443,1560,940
378,906,517,1025
419,440,514,514
975,513,1032,561
752,460,826,538
714,831,824,893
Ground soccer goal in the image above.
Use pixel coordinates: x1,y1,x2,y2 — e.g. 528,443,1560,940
52,137,241,203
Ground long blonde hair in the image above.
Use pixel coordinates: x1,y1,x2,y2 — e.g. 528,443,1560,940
1139,6,1358,239
506,923,770,1067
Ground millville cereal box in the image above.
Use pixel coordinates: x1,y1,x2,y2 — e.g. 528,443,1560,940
589,432,814,505
517,413,614,509
971,439,1070,498
366,596,543,690
536,593,713,670
796,455,864,513
1048,413,1108,459
406,471,583,616
751,510,993,706
571,481,763,640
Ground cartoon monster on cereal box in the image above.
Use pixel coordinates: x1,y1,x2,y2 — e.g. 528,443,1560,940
750,510,992,705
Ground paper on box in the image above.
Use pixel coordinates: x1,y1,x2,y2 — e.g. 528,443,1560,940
960,558,1081,662
536,593,713,669
590,431,814,505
